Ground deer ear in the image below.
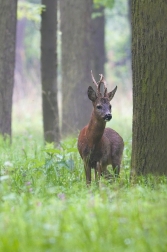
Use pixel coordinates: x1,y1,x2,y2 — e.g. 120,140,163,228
87,86,97,102
108,86,117,101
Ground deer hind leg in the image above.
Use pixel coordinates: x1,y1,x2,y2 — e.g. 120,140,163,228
111,158,121,178
111,147,124,178
96,163,112,182
94,168,98,186
103,169,113,181
97,162,101,179
113,165,120,178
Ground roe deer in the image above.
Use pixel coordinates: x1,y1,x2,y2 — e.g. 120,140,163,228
77,71,124,185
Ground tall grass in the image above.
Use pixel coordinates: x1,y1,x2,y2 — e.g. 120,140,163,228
0,133,167,252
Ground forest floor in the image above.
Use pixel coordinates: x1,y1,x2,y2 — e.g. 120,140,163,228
0,134,167,252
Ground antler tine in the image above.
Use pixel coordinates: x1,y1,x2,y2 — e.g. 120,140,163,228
91,70,98,88
91,70,102,94
99,74,108,97
97,73,104,93
98,74,103,84
99,74,107,89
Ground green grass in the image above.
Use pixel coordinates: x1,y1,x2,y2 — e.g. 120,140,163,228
0,135,167,252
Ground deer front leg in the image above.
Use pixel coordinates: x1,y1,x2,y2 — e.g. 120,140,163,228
84,161,91,186
97,162,101,180
94,162,101,186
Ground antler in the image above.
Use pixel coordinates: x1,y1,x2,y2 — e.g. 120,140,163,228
91,70,103,95
99,74,108,97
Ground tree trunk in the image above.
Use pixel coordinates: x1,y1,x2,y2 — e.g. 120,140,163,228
91,6,106,80
14,17,27,101
60,0,93,137
131,1,167,176
41,0,59,143
0,0,17,139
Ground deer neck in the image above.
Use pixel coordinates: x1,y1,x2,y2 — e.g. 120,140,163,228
86,111,106,146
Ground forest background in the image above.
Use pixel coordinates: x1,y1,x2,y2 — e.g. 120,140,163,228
14,0,132,142
0,1,167,251
0,0,167,252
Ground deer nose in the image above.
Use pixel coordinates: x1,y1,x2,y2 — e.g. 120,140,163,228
104,113,112,121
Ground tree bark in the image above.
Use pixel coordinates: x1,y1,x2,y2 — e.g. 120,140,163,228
0,0,17,139
14,17,27,101
60,0,93,137
41,0,59,143
91,6,106,80
131,1,167,176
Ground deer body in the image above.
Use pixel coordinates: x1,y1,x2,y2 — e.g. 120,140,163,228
77,72,124,185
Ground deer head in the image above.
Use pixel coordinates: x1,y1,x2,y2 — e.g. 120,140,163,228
87,71,117,122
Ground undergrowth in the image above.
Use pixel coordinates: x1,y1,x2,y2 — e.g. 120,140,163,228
0,135,167,252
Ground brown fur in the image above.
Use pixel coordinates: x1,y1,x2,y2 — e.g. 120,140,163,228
77,73,124,185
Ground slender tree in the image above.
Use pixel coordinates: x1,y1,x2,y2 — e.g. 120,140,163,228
131,1,167,176
60,0,93,136
0,0,18,139
41,0,59,143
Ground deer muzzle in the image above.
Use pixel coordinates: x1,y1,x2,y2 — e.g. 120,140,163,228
104,113,112,121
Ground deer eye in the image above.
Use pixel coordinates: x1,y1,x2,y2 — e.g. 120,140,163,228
96,105,102,109
109,105,111,110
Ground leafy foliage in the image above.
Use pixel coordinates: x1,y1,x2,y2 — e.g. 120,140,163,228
94,0,115,9
17,2,45,22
